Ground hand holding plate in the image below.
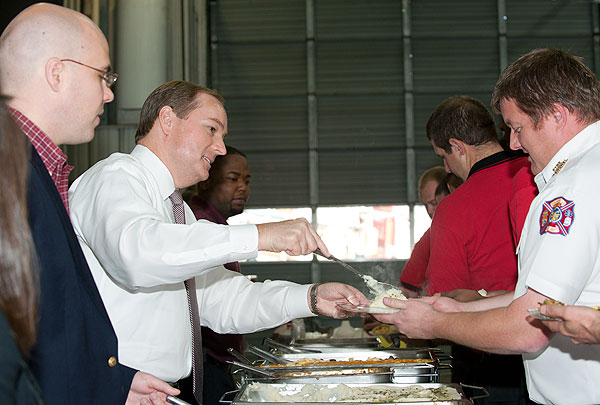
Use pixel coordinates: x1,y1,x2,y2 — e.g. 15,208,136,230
312,282,369,318
537,304,600,345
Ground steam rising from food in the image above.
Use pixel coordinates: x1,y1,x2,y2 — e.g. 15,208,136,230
363,275,407,308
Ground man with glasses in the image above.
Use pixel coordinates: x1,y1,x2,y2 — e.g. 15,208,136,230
0,4,177,404
60,58,119,88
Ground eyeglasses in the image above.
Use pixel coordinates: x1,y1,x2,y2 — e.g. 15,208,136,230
60,58,118,88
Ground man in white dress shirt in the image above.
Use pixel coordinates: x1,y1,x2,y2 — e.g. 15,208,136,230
69,81,367,395
376,48,600,404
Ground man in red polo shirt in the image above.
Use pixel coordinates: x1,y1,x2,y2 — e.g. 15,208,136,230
425,96,529,296
425,95,532,403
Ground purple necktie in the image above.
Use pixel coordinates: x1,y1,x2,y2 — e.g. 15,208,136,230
169,190,203,404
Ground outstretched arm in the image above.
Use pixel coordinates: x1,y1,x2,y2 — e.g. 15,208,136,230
375,288,552,354
198,269,366,333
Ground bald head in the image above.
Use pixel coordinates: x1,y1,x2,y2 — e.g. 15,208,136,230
0,3,114,145
0,3,104,95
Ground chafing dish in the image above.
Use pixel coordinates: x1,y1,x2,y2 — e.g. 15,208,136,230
239,364,439,385
220,382,487,404
230,348,447,385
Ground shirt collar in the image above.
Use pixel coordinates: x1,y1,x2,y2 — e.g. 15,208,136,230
131,144,177,200
467,150,516,179
535,120,600,190
8,108,69,173
190,195,228,225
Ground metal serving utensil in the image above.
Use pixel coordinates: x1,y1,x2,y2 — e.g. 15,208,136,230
247,344,291,364
166,396,192,405
313,249,364,278
313,249,396,295
262,337,322,354
227,347,254,365
225,360,276,377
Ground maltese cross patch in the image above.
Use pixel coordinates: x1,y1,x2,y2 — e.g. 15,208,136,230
539,197,574,236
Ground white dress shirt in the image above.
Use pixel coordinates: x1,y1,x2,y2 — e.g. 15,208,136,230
514,121,600,404
69,145,313,381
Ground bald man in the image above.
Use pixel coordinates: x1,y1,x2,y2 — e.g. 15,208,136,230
0,4,177,404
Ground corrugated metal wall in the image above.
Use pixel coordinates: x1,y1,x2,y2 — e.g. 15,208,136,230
208,0,598,208
211,0,409,207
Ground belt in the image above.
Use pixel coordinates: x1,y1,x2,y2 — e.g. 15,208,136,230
172,374,193,390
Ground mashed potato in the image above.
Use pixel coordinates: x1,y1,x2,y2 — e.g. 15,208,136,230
243,382,462,403
370,287,407,309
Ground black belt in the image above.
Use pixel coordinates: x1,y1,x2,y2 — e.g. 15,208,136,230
172,374,193,390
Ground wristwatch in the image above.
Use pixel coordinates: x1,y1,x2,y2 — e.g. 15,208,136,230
310,283,322,315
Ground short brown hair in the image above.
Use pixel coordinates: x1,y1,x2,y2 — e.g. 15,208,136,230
426,96,498,153
418,166,446,191
492,48,600,127
135,81,225,143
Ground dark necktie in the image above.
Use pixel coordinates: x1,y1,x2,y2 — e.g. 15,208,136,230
169,190,203,404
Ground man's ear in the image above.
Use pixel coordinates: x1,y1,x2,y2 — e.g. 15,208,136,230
158,106,175,135
551,103,569,131
449,138,464,155
45,57,64,92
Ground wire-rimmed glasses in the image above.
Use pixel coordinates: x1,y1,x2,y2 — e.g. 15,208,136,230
60,58,118,88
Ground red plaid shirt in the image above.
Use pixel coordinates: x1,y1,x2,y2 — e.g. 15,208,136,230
10,108,74,213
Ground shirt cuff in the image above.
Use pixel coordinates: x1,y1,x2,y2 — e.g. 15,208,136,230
285,284,315,319
228,224,259,259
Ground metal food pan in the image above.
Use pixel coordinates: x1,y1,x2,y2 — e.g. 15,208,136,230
241,365,439,385
231,361,439,386
221,382,483,404
256,350,439,374
291,337,381,349
241,371,397,385
391,365,439,383
277,349,437,363
259,363,433,374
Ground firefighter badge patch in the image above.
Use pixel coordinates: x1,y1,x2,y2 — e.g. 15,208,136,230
539,197,574,236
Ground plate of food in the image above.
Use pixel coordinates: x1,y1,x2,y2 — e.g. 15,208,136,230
336,302,401,314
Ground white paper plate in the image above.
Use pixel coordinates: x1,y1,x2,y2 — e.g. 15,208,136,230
336,302,401,314
527,308,562,321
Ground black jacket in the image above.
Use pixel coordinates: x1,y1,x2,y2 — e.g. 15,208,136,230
0,309,43,404
27,145,136,403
